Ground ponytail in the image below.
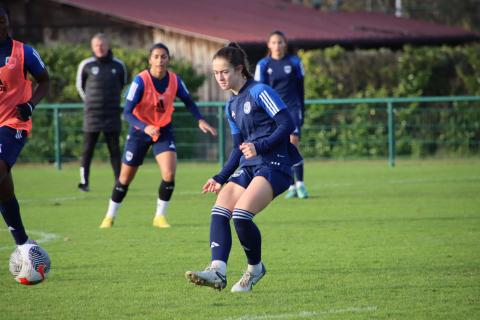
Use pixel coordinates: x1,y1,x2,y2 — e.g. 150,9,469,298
213,42,253,79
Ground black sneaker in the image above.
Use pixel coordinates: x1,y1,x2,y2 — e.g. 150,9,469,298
78,183,90,192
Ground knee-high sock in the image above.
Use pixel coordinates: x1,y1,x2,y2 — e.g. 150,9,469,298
210,206,232,263
0,197,28,245
293,163,304,182
156,180,175,217
233,208,261,265
106,182,129,218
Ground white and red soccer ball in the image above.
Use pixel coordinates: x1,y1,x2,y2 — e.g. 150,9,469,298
9,243,51,285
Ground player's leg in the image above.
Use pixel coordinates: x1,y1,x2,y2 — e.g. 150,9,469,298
185,178,246,290
0,163,28,245
152,125,178,228
152,150,176,228
104,131,121,181
79,131,100,192
100,130,148,228
230,168,291,292
0,128,30,244
100,163,139,228
288,108,309,199
285,126,300,199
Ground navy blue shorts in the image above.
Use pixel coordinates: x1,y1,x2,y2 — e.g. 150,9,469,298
288,108,303,137
228,165,293,198
122,124,176,167
0,126,27,169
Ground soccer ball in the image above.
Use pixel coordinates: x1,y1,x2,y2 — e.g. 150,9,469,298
9,243,51,285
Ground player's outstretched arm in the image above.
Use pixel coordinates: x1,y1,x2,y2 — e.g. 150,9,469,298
198,119,217,136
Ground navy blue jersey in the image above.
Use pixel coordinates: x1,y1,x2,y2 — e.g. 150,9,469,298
0,37,46,78
226,80,301,173
254,54,304,111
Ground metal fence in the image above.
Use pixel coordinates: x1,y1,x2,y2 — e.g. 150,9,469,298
25,96,480,169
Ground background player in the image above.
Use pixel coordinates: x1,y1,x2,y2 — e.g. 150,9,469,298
255,30,309,199
99,43,217,229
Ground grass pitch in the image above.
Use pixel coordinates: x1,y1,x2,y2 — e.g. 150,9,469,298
1,159,479,319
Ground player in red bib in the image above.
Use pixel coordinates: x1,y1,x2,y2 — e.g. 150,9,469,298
100,43,217,228
0,7,50,260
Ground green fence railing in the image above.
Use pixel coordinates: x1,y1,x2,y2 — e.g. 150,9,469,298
303,95,480,167
32,95,480,170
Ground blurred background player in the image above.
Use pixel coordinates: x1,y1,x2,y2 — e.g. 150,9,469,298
255,30,309,199
0,8,50,255
76,33,127,192
186,43,302,292
99,43,217,229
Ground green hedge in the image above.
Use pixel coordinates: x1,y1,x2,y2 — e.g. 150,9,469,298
22,43,480,162
22,44,208,162
300,44,480,158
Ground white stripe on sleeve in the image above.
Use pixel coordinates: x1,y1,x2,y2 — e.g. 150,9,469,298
259,91,276,115
299,61,305,77
113,58,128,85
31,48,45,69
76,58,94,101
259,90,280,116
254,64,261,81
126,82,139,101
180,79,189,94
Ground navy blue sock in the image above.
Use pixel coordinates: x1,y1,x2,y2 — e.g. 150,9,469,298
0,197,28,245
293,164,304,182
233,208,261,265
210,206,232,263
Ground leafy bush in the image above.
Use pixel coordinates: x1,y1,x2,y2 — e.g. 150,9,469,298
300,44,480,158
22,44,207,162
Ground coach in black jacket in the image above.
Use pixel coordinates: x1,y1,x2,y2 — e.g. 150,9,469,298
76,33,127,192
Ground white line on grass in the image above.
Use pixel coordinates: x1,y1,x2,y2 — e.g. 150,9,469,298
224,306,378,320
0,229,60,251
18,195,90,204
17,191,207,205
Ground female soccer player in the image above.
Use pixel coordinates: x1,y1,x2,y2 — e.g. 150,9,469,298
255,30,309,199
99,43,217,229
185,42,302,292
0,8,50,260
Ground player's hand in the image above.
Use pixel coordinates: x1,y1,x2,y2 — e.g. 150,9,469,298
16,102,35,121
239,142,257,159
202,178,222,194
144,125,160,141
198,119,217,136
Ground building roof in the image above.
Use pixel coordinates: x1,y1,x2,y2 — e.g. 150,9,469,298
53,0,479,47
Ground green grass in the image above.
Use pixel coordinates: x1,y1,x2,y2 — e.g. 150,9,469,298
1,159,479,319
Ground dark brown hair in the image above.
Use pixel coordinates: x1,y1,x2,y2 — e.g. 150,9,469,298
267,30,288,56
213,42,252,79
149,42,170,58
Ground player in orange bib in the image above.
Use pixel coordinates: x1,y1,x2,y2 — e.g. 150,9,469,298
100,43,217,229
0,7,50,260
